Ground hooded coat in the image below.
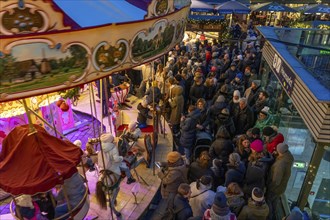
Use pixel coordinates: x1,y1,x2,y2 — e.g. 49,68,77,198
158,163,187,199
238,198,269,220
169,86,184,125
190,181,215,217
225,162,246,187
97,141,123,175
265,133,284,154
180,109,201,149
209,127,234,163
233,105,254,135
225,192,245,216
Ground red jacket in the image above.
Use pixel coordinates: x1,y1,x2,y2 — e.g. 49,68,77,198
266,133,284,153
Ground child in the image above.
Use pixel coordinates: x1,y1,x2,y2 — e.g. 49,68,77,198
137,99,152,129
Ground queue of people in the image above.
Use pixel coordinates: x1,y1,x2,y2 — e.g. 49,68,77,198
142,29,309,220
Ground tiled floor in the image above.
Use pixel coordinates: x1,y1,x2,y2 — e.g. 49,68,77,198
0,88,173,219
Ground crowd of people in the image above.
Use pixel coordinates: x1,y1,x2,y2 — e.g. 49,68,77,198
123,29,311,220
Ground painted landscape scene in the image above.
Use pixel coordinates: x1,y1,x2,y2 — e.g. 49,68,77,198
0,42,88,95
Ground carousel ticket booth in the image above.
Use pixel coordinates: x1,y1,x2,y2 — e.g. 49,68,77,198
257,26,330,219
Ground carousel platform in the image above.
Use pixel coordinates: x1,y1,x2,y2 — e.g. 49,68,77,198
72,88,173,219
0,87,173,220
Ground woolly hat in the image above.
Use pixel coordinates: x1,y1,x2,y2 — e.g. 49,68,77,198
260,106,270,116
73,140,82,148
128,122,137,131
252,187,264,202
167,151,181,163
100,133,114,143
233,90,241,97
262,126,276,137
211,66,217,72
252,80,261,87
250,139,264,153
277,143,289,154
251,127,260,135
212,192,230,216
286,207,304,220
230,62,236,67
237,54,243,60
235,72,243,80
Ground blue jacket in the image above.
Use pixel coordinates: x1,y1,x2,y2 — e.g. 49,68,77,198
225,162,246,187
173,194,193,220
180,109,200,149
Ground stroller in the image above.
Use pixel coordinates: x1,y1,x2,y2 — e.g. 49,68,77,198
191,131,212,162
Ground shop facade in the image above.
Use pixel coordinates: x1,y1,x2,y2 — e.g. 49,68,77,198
257,27,330,219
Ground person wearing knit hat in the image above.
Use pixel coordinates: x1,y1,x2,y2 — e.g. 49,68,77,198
238,187,269,220
250,139,264,153
266,141,294,220
262,126,284,154
225,153,246,187
98,132,136,184
158,151,187,199
276,143,289,155
254,106,275,132
190,175,215,217
203,192,237,219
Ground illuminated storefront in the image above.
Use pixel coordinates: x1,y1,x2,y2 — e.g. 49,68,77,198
258,26,330,219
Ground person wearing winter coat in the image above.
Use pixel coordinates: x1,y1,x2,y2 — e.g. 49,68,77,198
244,80,261,107
230,73,245,96
234,135,251,167
225,153,246,187
262,126,284,154
233,98,254,135
228,90,241,115
254,106,274,132
144,81,162,105
216,108,236,139
190,176,215,218
204,78,217,106
209,95,228,136
196,98,211,134
190,75,206,105
158,151,188,199
203,191,237,220
209,126,234,165
188,151,214,183
243,139,273,196
225,182,245,216
169,85,185,134
238,187,269,220
252,91,269,117
172,183,193,220
137,99,152,129
266,143,294,220
97,133,136,184
180,105,201,162
53,172,86,217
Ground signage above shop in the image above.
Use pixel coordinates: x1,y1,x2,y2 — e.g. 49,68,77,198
272,53,296,96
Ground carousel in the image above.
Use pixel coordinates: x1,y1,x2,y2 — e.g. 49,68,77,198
0,0,190,219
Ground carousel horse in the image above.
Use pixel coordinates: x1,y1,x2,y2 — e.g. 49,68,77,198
95,170,122,217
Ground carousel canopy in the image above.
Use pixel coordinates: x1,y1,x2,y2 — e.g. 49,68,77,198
0,124,82,196
53,0,150,27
